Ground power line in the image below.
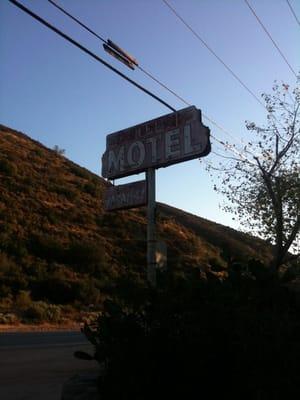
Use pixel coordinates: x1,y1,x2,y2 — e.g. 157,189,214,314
161,0,264,107
244,0,297,78
9,0,254,164
162,0,290,133
8,0,176,113
211,150,243,162
44,2,297,163
137,65,191,107
286,0,300,28
202,114,242,146
46,0,252,151
47,0,106,43
210,134,256,165
48,0,259,163
47,0,192,107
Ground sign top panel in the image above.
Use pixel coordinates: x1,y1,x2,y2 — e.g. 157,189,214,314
106,106,197,148
102,106,211,180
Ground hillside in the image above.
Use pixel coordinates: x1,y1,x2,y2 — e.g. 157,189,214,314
0,124,272,324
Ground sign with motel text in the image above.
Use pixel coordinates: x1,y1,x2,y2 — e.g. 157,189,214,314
104,180,147,211
101,106,211,180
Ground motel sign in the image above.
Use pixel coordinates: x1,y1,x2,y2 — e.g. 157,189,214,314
102,106,210,180
101,106,211,286
104,180,147,211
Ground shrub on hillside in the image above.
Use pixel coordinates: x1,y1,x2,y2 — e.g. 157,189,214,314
0,285,12,298
50,184,78,201
69,210,94,225
0,253,28,295
28,235,65,263
83,182,100,196
13,182,35,196
45,209,60,225
6,241,28,259
0,158,17,176
1,275,28,295
53,145,65,156
76,279,102,305
33,148,43,158
0,252,16,273
69,165,90,179
15,290,32,310
30,278,79,305
0,293,13,310
30,273,102,305
67,241,107,275
0,312,18,324
24,301,61,322
208,256,226,272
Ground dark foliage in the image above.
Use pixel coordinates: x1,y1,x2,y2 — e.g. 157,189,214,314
0,158,17,176
81,269,300,400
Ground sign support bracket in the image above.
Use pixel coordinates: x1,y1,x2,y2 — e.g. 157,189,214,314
146,168,157,287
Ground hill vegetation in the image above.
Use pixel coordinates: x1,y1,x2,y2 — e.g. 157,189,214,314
0,124,286,325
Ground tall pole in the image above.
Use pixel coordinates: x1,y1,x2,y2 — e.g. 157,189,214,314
146,168,156,287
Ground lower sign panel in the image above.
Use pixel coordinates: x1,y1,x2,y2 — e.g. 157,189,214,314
104,180,147,211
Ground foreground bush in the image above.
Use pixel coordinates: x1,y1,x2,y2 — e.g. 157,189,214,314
79,274,300,400
23,301,61,323
0,312,18,324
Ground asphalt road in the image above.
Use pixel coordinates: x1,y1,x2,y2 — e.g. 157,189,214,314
0,331,87,348
0,331,99,400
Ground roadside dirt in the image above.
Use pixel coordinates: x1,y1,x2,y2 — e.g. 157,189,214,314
0,322,82,333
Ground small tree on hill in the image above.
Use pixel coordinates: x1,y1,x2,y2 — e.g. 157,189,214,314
53,145,65,156
210,77,300,271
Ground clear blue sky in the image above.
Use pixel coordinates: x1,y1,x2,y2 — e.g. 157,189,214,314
1,0,299,229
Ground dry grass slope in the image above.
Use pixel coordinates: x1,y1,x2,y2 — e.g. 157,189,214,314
0,124,273,324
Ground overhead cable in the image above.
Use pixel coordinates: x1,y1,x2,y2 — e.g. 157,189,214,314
162,0,290,132
9,0,254,163
8,0,176,112
161,0,264,107
244,0,297,77
47,0,191,107
48,0,107,43
137,65,192,107
47,0,250,151
286,0,300,28
210,134,256,165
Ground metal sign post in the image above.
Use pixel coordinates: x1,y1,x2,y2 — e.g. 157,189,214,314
101,106,211,288
146,168,156,287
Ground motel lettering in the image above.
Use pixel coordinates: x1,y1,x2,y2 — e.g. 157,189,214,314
102,106,210,180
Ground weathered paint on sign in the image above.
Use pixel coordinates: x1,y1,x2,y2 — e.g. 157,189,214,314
102,106,211,179
104,180,147,211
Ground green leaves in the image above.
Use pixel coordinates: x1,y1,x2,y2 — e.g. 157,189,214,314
210,76,300,270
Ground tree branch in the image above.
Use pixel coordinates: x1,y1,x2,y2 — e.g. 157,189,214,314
282,215,300,258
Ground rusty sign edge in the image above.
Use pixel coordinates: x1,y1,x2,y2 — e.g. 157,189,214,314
105,105,196,146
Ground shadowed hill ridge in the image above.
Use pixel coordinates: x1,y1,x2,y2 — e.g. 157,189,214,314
0,124,272,318
157,202,271,263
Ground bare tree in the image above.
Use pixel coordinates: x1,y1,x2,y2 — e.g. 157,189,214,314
53,145,65,156
209,77,300,271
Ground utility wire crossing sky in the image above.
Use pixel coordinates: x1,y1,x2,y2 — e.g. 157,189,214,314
8,0,262,162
